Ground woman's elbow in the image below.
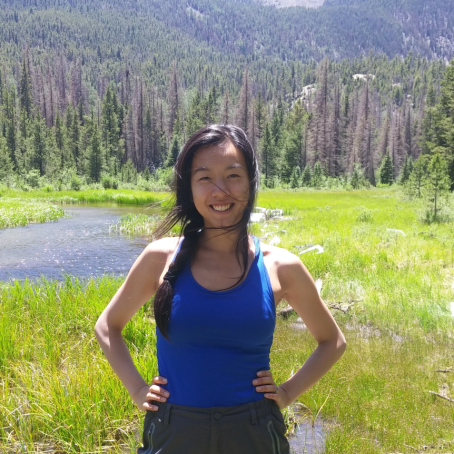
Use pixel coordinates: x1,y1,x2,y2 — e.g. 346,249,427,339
337,334,347,357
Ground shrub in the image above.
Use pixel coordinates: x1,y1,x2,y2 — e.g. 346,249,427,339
70,174,82,191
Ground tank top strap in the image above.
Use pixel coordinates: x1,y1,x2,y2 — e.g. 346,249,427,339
252,235,260,259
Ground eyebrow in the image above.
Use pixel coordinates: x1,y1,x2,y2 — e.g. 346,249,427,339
193,163,244,175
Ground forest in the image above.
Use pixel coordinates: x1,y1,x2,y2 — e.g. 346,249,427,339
0,50,452,195
0,0,453,198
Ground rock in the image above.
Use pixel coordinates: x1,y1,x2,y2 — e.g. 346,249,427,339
299,244,324,255
268,209,284,218
386,228,406,236
250,212,266,223
278,305,294,318
269,235,281,246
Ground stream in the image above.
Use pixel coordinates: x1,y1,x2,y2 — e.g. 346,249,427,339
0,204,152,281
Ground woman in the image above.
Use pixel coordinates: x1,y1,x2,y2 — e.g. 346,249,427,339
95,125,346,454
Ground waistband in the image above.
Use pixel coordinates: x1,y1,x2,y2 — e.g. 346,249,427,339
151,397,278,426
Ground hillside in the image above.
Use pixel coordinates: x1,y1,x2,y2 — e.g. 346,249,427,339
0,0,453,78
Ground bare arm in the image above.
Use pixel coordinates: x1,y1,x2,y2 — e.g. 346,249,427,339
94,238,178,409
255,250,346,408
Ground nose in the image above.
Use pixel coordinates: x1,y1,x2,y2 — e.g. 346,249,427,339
211,179,230,198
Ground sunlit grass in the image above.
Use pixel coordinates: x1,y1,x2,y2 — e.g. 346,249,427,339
1,188,454,452
0,188,168,206
0,198,66,229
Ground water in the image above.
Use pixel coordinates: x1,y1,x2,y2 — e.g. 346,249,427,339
289,417,325,454
0,205,154,281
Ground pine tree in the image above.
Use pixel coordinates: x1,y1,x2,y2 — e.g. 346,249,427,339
101,83,121,174
423,153,450,221
19,56,33,117
235,68,252,136
350,163,363,189
0,135,13,181
166,135,180,168
167,63,179,137
312,161,323,188
379,152,394,185
399,154,413,184
261,123,277,187
32,113,47,176
290,166,301,188
406,154,428,198
301,164,312,187
89,121,103,183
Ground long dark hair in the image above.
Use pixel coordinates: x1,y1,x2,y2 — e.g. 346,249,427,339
153,124,259,339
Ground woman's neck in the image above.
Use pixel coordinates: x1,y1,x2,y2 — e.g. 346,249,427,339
199,228,248,254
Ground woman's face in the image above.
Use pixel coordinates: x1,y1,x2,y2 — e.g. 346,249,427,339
190,141,250,229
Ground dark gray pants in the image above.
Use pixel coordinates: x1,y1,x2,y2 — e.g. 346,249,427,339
138,398,290,454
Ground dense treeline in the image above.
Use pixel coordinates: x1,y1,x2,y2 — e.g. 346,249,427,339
0,47,449,191
1,0,453,74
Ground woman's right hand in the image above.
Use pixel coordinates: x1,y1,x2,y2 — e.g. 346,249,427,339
132,376,170,411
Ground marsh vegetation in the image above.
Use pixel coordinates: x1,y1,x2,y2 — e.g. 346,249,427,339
1,188,453,453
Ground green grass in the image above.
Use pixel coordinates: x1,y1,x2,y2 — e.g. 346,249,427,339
1,187,454,453
0,198,66,228
0,188,168,206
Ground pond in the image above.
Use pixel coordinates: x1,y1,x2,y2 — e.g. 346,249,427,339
0,204,154,281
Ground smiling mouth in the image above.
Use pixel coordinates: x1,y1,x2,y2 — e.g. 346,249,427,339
210,204,234,212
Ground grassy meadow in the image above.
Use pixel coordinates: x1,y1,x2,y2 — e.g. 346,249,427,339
1,188,454,453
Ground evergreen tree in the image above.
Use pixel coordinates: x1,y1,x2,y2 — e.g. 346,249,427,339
19,56,33,117
101,83,120,174
399,154,413,184
406,154,428,198
89,122,103,183
379,152,394,185
350,163,363,189
301,164,312,187
166,135,180,168
290,166,301,189
31,113,47,176
261,123,278,187
235,68,252,136
423,153,450,221
0,135,13,181
312,161,323,188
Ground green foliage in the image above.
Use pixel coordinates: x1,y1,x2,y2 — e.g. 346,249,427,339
70,173,82,191
422,153,451,223
399,154,413,184
379,153,394,185
290,165,301,189
301,164,312,187
312,161,323,189
121,159,138,184
165,135,180,169
405,154,429,198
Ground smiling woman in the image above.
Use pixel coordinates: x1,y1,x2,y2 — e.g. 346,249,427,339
95,125,346,454
191,142,250,228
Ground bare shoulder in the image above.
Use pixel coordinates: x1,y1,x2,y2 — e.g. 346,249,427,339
145,236,181,258
259,240,313,298
134,236,181,283
260,241,302,269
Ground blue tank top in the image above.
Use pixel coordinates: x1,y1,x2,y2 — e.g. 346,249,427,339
156,236,276,408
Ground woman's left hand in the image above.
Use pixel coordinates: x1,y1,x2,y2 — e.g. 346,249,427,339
252,370,291,410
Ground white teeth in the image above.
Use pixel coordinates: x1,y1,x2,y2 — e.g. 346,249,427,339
212,204,232,212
